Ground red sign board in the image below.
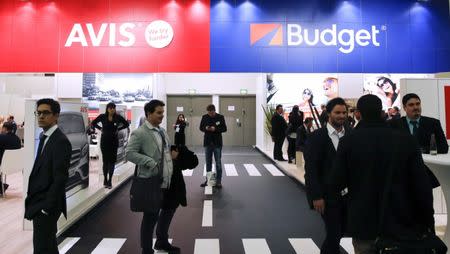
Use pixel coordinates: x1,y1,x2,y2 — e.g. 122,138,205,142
0,0,210,72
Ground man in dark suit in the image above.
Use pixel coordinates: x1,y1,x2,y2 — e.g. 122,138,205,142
271,104,288,161
24,98,72,254
389,93,448,188
6,115,17,134
296,117,313,152
304,98,349,254
199,104,227,188
328,94,435,253
0,121,21,194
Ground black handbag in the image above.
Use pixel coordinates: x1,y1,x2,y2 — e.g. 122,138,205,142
129,165,163,213
374,150,447,254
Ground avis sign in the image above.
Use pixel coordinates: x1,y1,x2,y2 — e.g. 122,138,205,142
64,20,174,48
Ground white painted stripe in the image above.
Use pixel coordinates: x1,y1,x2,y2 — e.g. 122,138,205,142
340,238,355,254
152,239,173,254
202,200,213,227
58,237,80,254
91,238,126,254
205,186,213,195
289,238,320,254
203,164,216,176
182,169,194,176
263,164,284,176
194,239,220,254
242,239,271,254
224,164,238,176
244,164,261,176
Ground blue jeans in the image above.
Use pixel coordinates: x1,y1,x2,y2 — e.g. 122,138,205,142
205,146,222,183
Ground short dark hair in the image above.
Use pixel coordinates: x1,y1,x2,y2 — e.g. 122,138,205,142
206,104,216,111
304,117,313,125
325,97,347,113
2,121,13,132
276,104,283,110
36,98,60,114
8,115,14,120
357,94,382,121
393,106,400,112
402,93,421,106
144,99,165,117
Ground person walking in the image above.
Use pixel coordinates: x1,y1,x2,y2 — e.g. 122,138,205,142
173,114,186,146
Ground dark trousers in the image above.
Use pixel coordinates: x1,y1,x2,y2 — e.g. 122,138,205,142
32,212,61,254
102,161,115,184
287,136,296,161
273,136,285,160
205,146,223,183
320,201,346,254
141,208,177,251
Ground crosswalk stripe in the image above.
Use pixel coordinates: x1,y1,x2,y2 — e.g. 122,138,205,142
202,200,213,227
340,238,355,254
242,239,271,254
182,169,194,176
289,238,320,254
194,239,220,254
205,186,213,195
152,239,173,254
91,238,126,254
243,164,262,176
224,164,238,176
58,237,80,254
203,164,216,176
263,164,284,176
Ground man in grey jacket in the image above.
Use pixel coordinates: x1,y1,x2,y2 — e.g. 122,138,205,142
126,99,179,254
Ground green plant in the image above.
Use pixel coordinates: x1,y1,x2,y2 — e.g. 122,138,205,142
262,104,276,136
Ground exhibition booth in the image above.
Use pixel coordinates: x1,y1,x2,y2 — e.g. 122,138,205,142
0,0,449,251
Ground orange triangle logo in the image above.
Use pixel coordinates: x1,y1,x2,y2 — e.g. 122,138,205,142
250,24,283,46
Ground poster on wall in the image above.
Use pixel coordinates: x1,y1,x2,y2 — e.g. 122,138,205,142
268,73,339,119
34,103,90,197
82,73,153,113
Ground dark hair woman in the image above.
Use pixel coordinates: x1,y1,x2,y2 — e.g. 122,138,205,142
91,102,129,188
173,114,186,146
287,105,304,163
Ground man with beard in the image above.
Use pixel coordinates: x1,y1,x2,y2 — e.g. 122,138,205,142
389,93,448,188
304,97,350,254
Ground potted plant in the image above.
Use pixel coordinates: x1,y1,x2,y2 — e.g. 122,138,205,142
262,104,276,141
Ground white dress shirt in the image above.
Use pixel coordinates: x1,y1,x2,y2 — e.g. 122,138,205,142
326,123,345,150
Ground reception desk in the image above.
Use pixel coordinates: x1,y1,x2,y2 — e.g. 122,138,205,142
423,153,450,247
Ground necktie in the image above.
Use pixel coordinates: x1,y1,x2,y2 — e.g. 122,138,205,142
34,134,47,164
157,129,166,175
410,120,418,137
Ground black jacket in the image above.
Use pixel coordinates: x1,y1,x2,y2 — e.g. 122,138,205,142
328,121,434,240
271,113,288,138
0,132,21,165
304,126,349,209
25,128,72,220
295,125,310,152
287,111,304,134
162,145,199,209
199,113,227,147
389,116,448,154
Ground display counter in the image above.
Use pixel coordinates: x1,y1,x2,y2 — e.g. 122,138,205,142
423,153,450,247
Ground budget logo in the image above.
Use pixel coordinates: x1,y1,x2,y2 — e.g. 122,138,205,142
250,24,283,46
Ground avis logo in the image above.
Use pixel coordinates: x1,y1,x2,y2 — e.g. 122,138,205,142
250,24,283,46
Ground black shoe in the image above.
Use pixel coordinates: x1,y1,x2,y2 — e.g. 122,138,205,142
154,241,180,252
215,183,222,189
278,158,287,161
200,181,207,187
288,160,292,164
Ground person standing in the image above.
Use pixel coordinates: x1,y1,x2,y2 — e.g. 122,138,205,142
91,102,129,188
328,94,436,254
126,100,180,254
271,104,288,161
0,121,22,194
173,114,186,146
304,97,349,254
199,104,227,188
287,105,304,163
6,115,17,134
24,98,72,254
296,117,313,153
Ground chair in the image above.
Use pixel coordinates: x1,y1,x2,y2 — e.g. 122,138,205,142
0,148,24,197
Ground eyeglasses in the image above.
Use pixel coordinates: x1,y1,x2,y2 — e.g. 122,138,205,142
34,110,53,117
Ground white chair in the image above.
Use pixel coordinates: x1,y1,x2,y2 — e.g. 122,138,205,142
0,148,24,197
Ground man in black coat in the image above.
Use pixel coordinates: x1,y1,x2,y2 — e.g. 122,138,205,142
296,117,313,152
0,121,21,194
304,98,349,254
199,104,227,188
327,94,435,253
271,104,288,161
389,93,448,188
24,98,72,254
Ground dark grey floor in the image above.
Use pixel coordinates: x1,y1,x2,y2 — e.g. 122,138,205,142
59,146,331,254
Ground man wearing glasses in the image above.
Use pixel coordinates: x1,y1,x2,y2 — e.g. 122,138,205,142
25,98,72,254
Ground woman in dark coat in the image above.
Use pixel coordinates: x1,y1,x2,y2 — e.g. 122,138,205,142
287,105,304,163
91,102,129,188
173,114,187,146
